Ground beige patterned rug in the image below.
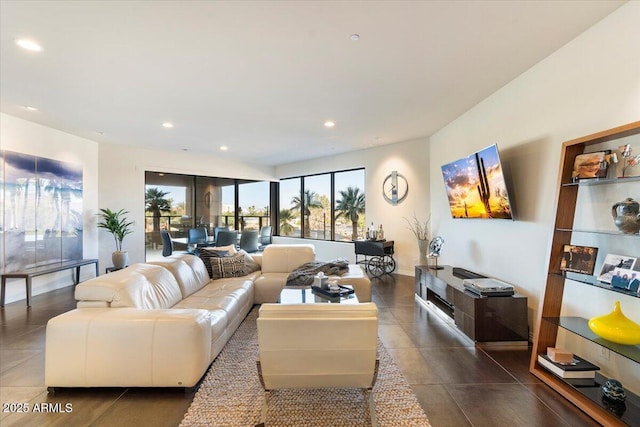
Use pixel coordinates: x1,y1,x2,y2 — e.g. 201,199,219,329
180,307,431,427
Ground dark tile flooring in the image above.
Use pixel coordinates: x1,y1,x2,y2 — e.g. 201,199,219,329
0,273,599,426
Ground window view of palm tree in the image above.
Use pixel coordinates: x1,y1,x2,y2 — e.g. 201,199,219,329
277,169,365,241
144,172,272,261
291,189,323,238
279,208,296,235
145,188,171,233
278,178,301,237
301,174,330,239
335,186,365,241
335,169,366,241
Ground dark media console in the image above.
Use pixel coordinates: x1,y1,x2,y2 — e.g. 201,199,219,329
415,265,528,343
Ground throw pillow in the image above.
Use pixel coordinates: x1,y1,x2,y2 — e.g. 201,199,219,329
210,254,246,279
238,249,261,274
214,244,237,255
197,247,231,278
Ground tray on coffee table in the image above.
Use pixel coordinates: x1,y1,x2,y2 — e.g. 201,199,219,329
311,284,355,299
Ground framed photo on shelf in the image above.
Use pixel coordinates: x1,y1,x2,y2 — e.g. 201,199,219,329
571,151,610,181
560,245,599,275
610,267,640,292
597,254,638,283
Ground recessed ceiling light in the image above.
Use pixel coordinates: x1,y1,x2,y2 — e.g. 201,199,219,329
324,121,335,128
220,146,228,151
158,173,165,177
350,34,360,41
15,38,42,52
162,122,174,128
24,105,38,111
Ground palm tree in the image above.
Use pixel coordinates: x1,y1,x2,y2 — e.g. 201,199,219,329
145,188,171,232
279,209,296,236
291,190,322,237
335,186,365,240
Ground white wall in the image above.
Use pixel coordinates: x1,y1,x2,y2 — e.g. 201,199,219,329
97,143,276,271
276,136,430,275
429,3,640,390
0,113,99,303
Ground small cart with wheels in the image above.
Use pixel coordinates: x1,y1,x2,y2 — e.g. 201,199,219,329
354,239,396,277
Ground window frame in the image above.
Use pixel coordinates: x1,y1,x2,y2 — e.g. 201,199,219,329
276,167,365,242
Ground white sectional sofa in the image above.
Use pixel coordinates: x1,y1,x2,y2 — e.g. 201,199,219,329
45,244,371,389
251,244,372,303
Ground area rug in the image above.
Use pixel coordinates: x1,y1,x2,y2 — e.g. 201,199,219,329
180,307,431,427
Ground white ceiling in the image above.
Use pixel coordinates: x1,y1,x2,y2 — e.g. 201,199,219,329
0,1,625,166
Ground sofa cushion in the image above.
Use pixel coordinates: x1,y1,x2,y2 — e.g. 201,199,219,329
75,264,183,309
173,253,211,288
260,244,315,274
210,254,246,279
174,294,241,326
253,273,290,304
238,249,261,274
149,254,209,298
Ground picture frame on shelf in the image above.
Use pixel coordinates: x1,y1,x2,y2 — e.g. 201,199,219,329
560,245,598,275
597,254,637,283
610,267,639,292
571,151,610,181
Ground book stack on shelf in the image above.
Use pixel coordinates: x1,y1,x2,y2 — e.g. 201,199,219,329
537,349,600,379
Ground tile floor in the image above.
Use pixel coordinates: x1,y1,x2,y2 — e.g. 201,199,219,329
0,273,598,426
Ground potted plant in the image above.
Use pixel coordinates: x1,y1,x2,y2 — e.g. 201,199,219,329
97,208,134,269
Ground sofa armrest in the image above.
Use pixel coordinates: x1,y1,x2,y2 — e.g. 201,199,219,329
251,253,263,267
46,308,213,388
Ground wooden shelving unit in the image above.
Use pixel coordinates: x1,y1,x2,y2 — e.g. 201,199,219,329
530,121,640,426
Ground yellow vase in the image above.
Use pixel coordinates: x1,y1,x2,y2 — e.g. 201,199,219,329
588,301,640,345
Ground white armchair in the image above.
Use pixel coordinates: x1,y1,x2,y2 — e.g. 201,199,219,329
256,302,379,426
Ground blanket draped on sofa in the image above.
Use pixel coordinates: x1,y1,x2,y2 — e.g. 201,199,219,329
286,259,350,287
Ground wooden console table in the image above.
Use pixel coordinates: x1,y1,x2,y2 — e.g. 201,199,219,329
1,259,99,307
415,265,528,343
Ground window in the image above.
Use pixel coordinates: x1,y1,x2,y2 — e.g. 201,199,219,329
334,170,366,241
145,173,192,244
303,174,330,240
277,168,365,241
238,181,270,230
220,182,235,229
144,172,272,260
279,178,301,237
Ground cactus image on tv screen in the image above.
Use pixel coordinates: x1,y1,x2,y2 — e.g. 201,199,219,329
441,144,514,219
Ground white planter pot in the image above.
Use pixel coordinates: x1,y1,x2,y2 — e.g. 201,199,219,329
112,251,129,269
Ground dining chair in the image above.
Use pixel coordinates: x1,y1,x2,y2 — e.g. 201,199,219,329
215,230,238,248
258,226,272,250
239,229,260,253
160,230,174,257
213,226,230,241
188,227,208,245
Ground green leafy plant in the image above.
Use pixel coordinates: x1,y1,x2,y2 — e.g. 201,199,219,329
97,208,134,252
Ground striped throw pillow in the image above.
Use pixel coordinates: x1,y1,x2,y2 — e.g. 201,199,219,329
210,254,246,279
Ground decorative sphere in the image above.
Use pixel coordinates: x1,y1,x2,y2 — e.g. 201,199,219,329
602,379,626,402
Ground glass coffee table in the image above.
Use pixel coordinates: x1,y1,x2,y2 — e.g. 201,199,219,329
278,285,359,304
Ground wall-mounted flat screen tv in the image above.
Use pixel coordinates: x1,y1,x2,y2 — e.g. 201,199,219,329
441,144,514,219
